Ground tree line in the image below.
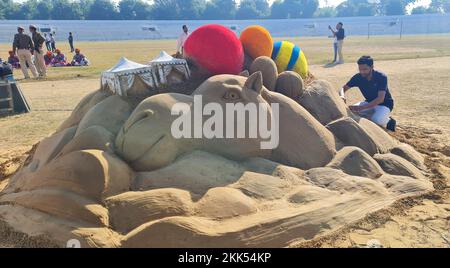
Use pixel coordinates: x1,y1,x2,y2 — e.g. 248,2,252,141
0,0,449,20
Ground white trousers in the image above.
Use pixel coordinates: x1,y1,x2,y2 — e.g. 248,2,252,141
354,101,391,127
34,48,47,77
336,40,344,62
17,49,38,78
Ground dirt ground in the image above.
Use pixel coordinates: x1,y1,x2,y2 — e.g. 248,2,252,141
291,124,450,248
311,56,450,145
0,79,96,163
0,56,449,248
303,57,450,248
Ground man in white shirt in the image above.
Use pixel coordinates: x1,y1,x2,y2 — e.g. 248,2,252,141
45,34,52,51
176,25,189,57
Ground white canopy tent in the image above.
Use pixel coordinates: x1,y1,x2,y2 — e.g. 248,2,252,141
148,51,190,85
101,57,156,96
101,52,190,96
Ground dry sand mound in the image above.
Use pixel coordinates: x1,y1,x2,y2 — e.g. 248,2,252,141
0,58,434,248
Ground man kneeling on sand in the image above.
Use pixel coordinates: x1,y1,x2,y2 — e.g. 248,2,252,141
340,55,397,131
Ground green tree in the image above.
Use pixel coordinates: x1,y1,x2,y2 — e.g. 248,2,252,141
335,0,377,17
375,0,418,15
300,0,319,18
0,0,16,19
119,0,151,20
35,1,52,19
179,0,207,20
283,0,303,18
383,0,406,15
236,0,262,19
151,0,207,20
203,0,237,20
0,2,5,19
78,0,94,19
12,0,38,20
254,0,271,17
314,7,337,18
151,0,181,19
270,0,286,18
336,1,357,17
70,1,86,19
87,0,119,20
356,3,376,16
411,6,430,14
268,0,318,19
237,0,271,19
429,0,450,13
49,0,82,20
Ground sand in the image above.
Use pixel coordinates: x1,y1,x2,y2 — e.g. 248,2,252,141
0,55,449,248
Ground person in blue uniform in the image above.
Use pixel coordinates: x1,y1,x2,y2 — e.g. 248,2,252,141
340,56,397,131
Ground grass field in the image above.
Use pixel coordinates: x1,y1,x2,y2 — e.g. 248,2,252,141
2,34,450,82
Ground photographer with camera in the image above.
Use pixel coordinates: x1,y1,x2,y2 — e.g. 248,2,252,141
328,22,345,64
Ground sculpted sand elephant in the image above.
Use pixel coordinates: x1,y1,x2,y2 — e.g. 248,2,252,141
116,72,337,172
116,72,274,171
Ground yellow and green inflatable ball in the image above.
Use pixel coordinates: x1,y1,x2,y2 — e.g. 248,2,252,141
271,41,308,79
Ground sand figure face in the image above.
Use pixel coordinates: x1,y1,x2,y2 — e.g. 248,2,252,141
115,93,192,172
116,72,274,172
192,72,276,158
0,59,434,248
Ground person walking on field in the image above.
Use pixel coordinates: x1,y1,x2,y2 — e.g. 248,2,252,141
340,56,397,132
68,32,74,53
12,26,38,79
44,33,52,51
176,25,189,57
329,22,345,64
50,33,56,52
29,25,47,78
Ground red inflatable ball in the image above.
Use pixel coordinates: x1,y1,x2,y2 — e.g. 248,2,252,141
184,24,244,75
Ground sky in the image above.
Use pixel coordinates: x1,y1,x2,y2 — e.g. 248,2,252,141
13,0,432,9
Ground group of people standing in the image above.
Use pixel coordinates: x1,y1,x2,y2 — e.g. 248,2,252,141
12,25,47,79
9,26,88,79
44,33,57,53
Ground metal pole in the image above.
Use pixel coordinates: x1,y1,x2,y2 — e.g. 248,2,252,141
368,23,370,39
400,20,403,40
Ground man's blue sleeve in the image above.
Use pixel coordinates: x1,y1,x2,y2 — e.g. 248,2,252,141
378,75,388,92
346,75,359,88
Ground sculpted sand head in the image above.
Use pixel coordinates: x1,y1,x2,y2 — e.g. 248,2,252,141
116,72,274,171
115,93,193,171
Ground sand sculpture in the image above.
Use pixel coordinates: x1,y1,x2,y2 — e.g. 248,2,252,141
0,26,433,248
